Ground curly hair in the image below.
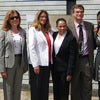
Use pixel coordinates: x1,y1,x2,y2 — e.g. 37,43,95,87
1,10,21,31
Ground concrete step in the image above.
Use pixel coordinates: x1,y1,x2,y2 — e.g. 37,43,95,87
0,89,99,100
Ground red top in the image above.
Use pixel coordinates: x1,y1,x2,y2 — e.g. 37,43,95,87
44,32,51,62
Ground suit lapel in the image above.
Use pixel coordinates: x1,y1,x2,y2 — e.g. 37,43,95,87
53,32,58,56
38,31,47,43
70,22,79,41
7,30,14,47
7,29,25,52
84,21,89,38
53,32,68,55
84,21,89,46
58,33,68,54
19,29,25,52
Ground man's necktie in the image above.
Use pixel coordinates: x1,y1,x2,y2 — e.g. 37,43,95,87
78,24,84,55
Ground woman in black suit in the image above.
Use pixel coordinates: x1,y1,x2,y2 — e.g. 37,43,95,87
51,18,77,100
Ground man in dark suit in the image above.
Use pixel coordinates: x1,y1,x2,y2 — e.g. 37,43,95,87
68,4,96,100
51,18,77,100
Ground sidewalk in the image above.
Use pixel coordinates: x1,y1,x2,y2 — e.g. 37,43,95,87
0,89,99,100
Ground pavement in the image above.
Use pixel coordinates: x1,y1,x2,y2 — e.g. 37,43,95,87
0,82,99,100
0,89,99,100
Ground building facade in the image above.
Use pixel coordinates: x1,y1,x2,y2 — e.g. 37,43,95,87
0,0,99,88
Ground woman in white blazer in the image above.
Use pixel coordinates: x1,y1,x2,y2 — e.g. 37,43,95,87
28,10,53,100
0,10,28,100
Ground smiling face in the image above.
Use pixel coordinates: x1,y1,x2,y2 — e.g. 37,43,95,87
39,12,47,27
56,20,67,35
72,8,84,23
9,12,20,27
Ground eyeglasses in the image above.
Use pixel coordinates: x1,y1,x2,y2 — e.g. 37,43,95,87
10,16,19,20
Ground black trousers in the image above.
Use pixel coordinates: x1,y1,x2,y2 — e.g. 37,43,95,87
29,64,50,100
98,81,100,99
52,70,70,100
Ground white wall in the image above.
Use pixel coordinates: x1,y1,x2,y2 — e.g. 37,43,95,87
77,0,100,26
0,0,99,87
0,0,66,29
0,0,67,85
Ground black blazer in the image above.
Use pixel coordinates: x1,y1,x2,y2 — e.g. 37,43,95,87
52,28,78,75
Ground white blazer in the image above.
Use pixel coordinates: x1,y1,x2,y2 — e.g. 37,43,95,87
28,27,53,68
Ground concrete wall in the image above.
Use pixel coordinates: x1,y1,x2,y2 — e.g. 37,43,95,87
0,0,66,29
0,0,99,90
0,0,67,85
77,0,100,26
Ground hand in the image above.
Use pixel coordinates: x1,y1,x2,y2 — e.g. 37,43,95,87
1,72,7,78
66,75,72,81
34,66,40,74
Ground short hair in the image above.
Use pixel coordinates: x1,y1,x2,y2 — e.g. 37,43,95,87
31,10,51,31
96,11,100,33
97,11,100,18
56,18,67,26
71,4,84,14
1,10,21,31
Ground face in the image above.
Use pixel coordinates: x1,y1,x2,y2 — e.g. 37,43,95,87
39,12,47,26
57,20,67,34
97,15,100,25
9,12,20,27
72,8,84,22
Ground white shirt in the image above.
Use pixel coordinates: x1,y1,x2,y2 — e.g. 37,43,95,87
13,33,22,55
54,32,66,55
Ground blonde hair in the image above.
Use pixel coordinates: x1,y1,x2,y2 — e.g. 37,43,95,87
1,10,21,31
31,10,51,31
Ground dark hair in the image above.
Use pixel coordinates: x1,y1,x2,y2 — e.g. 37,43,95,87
56,18,67,26
71,4,84,14
96,11,100,33
97,11,100,17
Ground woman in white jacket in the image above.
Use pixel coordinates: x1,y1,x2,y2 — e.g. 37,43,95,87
28,10,53,100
